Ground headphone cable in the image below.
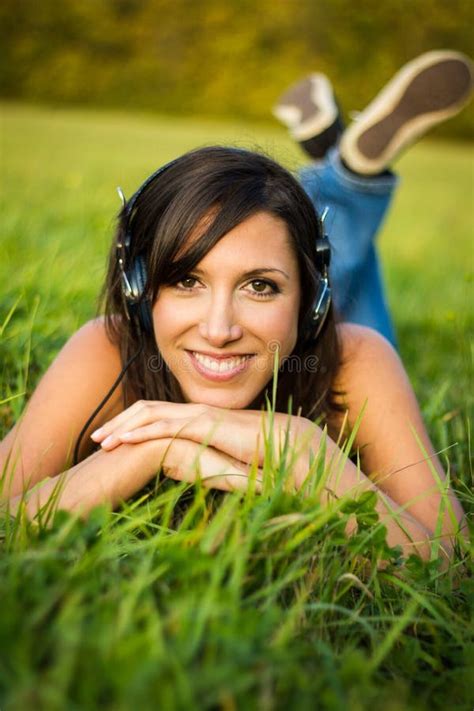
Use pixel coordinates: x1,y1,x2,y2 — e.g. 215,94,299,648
72,337,144,466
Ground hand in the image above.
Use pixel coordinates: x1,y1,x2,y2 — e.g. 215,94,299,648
152,437,263,494
91,400,314,469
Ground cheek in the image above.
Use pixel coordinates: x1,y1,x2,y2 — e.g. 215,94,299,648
152,298,188,345
256,303,299,355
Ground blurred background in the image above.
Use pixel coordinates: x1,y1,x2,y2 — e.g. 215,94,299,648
1,0,473,138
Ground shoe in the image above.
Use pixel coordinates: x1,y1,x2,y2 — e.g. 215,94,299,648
340,50,473,175
273,73,344,159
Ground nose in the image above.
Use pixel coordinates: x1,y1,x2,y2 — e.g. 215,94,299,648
198,293,243,346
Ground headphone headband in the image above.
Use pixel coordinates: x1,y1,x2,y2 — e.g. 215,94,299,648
116,157,182,311
118,157,180,252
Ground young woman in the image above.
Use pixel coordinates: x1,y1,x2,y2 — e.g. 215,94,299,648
1,52,471,561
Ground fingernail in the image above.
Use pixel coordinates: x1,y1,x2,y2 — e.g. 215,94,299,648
91,428,104,440
101,435,114,448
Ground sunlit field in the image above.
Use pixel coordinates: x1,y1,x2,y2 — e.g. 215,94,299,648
1,102,473,710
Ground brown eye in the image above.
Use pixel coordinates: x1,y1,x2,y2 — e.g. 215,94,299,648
248,279,279,296
251,280,269,292
177,276,198,289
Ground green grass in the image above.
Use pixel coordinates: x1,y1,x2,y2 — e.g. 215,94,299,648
1,102,473,710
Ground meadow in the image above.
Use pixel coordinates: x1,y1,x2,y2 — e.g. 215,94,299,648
0,102,473,710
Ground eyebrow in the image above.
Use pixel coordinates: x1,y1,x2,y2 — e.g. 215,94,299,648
191,267,290,280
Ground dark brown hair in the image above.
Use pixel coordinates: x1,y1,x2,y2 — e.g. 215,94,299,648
102,146,342,423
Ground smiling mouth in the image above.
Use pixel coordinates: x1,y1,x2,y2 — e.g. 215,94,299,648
186,350,254,380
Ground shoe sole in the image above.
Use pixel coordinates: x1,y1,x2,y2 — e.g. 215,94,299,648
273,73,339,141
340,50,473,174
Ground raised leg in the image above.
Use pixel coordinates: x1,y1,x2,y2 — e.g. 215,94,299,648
274,51,472,348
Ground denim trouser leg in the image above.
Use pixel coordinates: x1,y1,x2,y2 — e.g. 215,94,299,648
299,148,399,348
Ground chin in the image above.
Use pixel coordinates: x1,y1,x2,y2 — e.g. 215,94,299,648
181,385,261,410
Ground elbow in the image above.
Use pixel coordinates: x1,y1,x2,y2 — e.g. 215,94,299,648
410,495,468,566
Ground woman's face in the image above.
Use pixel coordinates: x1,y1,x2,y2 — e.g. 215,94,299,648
152,211,301,409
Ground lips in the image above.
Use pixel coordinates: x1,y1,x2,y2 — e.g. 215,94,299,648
186,350,254,382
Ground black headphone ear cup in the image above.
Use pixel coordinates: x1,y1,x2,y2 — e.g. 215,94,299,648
128,254,147,295
302,276,332,345
136,256,154,334
126,255,154,334
137,300,154,335
313,280,331,327
315,237,331,271
303,233,331,343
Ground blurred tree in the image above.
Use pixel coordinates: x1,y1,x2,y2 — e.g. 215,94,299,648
0,0,472,138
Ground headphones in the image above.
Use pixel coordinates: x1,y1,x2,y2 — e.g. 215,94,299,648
116,156,332,341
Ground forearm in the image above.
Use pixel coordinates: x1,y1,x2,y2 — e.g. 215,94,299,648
7,440,166,520
292,429,440,560
330,464,435,559
6,437,260,521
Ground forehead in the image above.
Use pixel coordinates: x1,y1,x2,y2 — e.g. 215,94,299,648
194,211,299,275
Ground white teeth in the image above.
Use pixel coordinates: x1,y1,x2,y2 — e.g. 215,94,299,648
192,352,249,373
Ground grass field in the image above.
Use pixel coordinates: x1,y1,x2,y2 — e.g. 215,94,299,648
1,102,473,710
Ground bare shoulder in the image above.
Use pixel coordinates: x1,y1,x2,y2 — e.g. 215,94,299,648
336,322,398,364
57,316,122,370
0,318,124,495
334,322,405,396
36,317,124,408
333,322,433,474
332,322,415,442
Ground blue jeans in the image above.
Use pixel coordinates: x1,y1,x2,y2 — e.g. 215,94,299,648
299,148,398,348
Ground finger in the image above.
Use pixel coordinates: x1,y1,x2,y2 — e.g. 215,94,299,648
201,469,263,494
163,446,263,494
117,419,191,445
99,411,169,449
90,400,153,442
101,413,206,450
155,437,264,494
97,406,201,449
91,401,205,442
116,415,219,448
